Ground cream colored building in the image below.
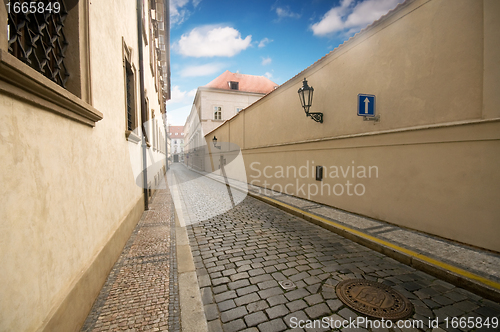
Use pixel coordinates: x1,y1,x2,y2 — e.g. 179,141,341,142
0,0,170,331
206,0,500,253
168,125,185,162
184,71,277,165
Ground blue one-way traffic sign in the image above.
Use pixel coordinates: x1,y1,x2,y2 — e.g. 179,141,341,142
357,94,375,117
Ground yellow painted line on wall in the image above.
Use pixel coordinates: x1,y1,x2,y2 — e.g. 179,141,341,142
257,194,500,292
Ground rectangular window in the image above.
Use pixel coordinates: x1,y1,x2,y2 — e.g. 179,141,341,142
214,106,222,120
229,81,239,90
125,64,135,131
123,38,137,136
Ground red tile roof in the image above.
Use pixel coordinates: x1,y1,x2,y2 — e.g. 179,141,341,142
205,70,278,94
168,126,184,137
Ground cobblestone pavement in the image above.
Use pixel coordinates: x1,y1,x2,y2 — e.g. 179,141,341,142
170,165,500,332
167,163,246,226
81,188,179,332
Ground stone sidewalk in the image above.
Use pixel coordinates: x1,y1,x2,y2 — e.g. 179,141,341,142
81,189,179,332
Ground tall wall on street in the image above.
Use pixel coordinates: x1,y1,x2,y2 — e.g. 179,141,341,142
207,0,500,252
0,1,167,331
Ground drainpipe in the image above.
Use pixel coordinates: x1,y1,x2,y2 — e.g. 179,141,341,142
165,122,169,171
137,0,148,210
164,0,170,171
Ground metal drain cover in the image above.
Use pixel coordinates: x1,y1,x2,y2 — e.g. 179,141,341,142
336,279,413,320
279,280,296,290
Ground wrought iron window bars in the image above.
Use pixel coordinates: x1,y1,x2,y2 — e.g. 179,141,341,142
7,1,70,88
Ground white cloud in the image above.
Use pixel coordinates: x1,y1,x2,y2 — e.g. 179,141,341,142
181,63,224,77
311,0,403,36
176,26,252,57
170,0,199,27
258,37,273,48
167,86,197,105
275,6,301,19
264,72,273,79
261,57,272,66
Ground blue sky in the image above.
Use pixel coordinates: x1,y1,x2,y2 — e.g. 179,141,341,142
166,0,405,126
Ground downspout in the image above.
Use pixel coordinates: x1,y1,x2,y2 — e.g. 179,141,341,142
165,0,170,171
137,0,148,210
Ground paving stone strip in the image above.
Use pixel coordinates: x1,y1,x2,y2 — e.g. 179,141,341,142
81,188,177,332
169,165,500,332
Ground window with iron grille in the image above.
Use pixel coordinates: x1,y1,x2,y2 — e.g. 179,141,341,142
7,0,70,88
125,64,135,131
1,1,101,126
123,38,138,138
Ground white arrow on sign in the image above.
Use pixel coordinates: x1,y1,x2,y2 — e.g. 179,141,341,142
364,97,370,114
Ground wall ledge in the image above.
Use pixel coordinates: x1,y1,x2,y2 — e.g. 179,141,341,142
243,117,500,151
0,50,103,127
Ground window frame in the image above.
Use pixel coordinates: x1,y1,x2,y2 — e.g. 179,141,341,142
214,106,222,120
229,81,239,90
123,38,140,143
0,1,102,127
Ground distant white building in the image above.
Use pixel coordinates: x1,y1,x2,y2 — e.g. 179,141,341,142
184,70,278,157
168,125,184,163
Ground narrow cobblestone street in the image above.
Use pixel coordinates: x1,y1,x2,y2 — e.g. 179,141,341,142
170,164,500,332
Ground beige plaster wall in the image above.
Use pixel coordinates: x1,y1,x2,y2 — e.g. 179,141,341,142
0,0,166,331
206,0,500,252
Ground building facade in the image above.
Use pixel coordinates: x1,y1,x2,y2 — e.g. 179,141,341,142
184,71,277,169
0,1,170,331
168,125,185,163
206,0,500,253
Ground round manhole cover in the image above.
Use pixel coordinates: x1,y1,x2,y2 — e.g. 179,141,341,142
336,279,413,320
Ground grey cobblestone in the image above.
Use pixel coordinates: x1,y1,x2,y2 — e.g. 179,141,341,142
246,300,269,313
207,319,223,332
237,285,259,297
266,304,290,319
267,294,289,307
257,318,287,332
305,303,330,319
244,311,267,327
228,279,251,290
222,319,246,332
205,303,219,321
234,292,260,306
285,288,310,301
81,189,176,332
214,290,237,303
172,166,500,332
220,306,248,323
258,286,284,299
218,299,237,312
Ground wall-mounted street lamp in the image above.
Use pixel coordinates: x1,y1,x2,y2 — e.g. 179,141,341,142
212,136,221,149
298,78,323,123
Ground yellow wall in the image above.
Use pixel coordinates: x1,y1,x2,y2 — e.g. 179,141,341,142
206,0,500,252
